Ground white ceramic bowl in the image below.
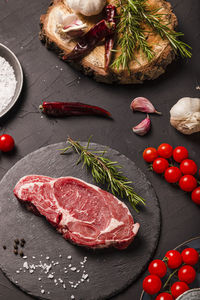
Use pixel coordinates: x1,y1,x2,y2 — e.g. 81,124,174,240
0,43,23,117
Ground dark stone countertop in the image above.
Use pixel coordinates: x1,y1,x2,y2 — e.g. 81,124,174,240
0,0,199,299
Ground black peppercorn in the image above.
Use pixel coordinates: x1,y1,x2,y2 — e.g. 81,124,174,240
19,251,24,257
14,239,19,245
3,245,6,250
14,249,18,255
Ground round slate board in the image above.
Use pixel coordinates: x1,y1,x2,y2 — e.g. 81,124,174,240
0,142,161,300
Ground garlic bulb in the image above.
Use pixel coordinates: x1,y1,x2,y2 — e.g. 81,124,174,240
66,0,106,17
170,97,200,135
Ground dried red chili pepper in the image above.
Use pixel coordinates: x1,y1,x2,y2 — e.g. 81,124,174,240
105,5,117,71
39,102,111,118
63,19,116,61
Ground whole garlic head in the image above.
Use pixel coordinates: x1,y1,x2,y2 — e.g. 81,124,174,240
66,0,106,17
170,97,200,135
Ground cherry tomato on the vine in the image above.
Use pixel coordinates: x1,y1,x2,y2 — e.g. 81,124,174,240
157,143,173,159
143,275,162,295
171,281,189,299
180,159,198,175
155,293,174,300
179,175,197,192
165,250,182,269
0,134,15,152
173,146,188,163
143,147,158,163
178,265,196,284
181,248,199,265
148,259,167,278
153,158,169,174
164,167,182,183
191,187,200,205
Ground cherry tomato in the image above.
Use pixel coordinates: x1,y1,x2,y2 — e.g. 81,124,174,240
180,159,198,175
179,175,197,192
178,265,196,284
191,187,200,205
143,274,162,295
0,134,15,152
143,147,158,163
165,250,182,269
171,281,189,299
152,158,169,174
164,167,182,183
181,248,199,265
155,293,174,300
148,259,167,278
157,143,173,159
173,146,188,163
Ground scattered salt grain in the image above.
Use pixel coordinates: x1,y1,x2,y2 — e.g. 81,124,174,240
38,278,42,281
41,289,45,294
71,295,75,299
82,274,88,280
67,255,72,260
71,267,76,271
48,274,54,279
23,262,29,269
0,56,17,114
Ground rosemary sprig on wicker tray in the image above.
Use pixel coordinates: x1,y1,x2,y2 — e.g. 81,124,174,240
60,137,145,212
111,0,192,70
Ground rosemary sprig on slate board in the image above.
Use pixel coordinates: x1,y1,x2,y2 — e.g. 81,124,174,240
60,137,145,212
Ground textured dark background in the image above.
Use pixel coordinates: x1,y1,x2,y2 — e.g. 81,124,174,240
0,0,199,299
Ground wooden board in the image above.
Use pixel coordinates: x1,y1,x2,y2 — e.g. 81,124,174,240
0,142,161,300
40,0,177,84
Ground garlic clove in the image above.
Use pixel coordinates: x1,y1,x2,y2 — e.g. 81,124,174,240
130,97,162,115
132,115,151,136
56,13,87,39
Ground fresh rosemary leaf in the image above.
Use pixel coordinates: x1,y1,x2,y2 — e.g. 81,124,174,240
60,137,145,212
112,0,192,70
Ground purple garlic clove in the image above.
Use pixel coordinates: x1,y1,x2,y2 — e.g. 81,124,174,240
132,115,151,136
130,97,162,115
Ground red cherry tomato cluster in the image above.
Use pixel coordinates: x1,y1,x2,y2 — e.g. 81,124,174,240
143,144,200,205
143,247,199,299
0,134,15,152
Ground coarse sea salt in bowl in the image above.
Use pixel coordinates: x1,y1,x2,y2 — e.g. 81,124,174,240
0,43,23,117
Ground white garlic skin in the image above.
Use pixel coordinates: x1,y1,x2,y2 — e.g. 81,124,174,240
170,97,200,135
66,0,106,17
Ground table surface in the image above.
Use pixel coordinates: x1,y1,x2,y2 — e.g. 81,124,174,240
0,0,199,299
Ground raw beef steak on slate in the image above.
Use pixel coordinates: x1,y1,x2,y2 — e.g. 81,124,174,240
14,175,139,249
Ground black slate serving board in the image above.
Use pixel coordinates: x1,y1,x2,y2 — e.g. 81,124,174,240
0,142,161,300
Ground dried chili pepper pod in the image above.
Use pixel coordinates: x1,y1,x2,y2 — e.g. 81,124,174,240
39,101,111,118
63,19,116,61
105,4,117,71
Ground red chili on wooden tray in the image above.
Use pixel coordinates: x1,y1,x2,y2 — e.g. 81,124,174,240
39,102,111,118
63,19,116,61
105,4,117,71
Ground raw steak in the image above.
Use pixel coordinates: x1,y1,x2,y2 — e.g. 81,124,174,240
14,175,139,249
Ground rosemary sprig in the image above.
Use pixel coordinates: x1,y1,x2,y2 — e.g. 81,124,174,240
112,0,192,70
60,137,145,212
